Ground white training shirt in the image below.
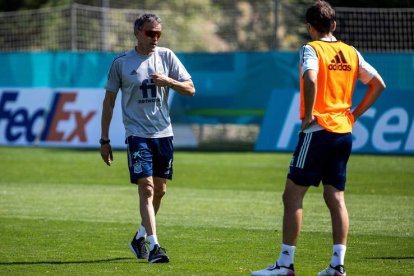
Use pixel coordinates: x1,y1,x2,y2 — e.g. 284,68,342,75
105,47,192,139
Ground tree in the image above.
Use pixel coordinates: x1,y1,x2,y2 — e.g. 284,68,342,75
0,0,63,11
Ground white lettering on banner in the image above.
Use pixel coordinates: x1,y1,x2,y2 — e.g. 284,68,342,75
372,108,409,151
352,108,376,150
277,92,301,148
278,92,413,153
405,120,414,150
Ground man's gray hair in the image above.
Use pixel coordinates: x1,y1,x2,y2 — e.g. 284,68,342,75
134,13,162,33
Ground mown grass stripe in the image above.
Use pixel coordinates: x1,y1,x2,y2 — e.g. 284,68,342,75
1,183,412,237
186,108,265,116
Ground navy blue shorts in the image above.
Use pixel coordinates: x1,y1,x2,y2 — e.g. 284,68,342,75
126,136,174,184
287,130,352,191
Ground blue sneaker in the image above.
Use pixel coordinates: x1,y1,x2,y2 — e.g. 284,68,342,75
129,234,149,259
148,244,169,263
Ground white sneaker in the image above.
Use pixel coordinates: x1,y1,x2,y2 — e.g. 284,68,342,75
317,265,346,276
251,262,295,276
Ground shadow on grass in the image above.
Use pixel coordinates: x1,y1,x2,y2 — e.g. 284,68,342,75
0,257,141,265
363,256,414,260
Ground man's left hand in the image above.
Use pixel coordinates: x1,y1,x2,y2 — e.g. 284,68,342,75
100,144,113,166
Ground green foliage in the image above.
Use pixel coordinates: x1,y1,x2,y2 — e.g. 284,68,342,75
0,147,413,274
213,1,276,51
160,1,225,52
1,0,412,52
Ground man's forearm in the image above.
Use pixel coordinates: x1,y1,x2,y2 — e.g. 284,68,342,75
168,79,195,97
352,75,386,121
303,70,317,119
101,92,116,140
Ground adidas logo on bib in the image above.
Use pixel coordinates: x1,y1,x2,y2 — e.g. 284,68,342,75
328,50,352,71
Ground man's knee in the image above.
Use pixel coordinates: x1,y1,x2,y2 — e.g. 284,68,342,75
282,178,307,208
282,190,292,206
323,185,345,210
154,186,166,200
153,177,167,200
138,178,154,199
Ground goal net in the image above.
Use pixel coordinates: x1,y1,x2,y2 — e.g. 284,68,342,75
335,7,414,53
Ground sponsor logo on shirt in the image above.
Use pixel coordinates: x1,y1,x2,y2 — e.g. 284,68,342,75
328,50,352,71
138,78,161,104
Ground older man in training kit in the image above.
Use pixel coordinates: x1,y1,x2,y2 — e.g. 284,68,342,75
100,13,195,263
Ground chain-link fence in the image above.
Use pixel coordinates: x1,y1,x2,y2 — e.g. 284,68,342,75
335,7,414,53
1,2,413,52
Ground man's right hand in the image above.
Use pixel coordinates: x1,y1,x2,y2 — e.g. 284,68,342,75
100,144,113,166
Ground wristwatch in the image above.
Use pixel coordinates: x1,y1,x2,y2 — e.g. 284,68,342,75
99,138,110,145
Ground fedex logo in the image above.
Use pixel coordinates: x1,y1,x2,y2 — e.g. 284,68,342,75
0,91,96,144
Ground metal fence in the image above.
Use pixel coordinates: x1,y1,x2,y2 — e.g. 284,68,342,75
0,2,413,52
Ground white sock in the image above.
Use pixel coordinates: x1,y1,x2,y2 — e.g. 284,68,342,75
147,235,159,251
330,244,346,267
277,244,296,267
135,224,146,240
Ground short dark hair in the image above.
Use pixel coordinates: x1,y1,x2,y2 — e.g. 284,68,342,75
306,0,336,34
134,13,162,34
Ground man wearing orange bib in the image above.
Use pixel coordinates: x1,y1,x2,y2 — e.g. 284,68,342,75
251,1,385,276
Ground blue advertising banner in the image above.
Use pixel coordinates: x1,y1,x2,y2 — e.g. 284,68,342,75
255,89,414,154
0,51,413,154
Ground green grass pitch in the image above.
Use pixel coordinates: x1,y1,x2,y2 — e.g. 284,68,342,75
0,147,413,275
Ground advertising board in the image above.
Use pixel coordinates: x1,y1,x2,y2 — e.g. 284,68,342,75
0,88,197,148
